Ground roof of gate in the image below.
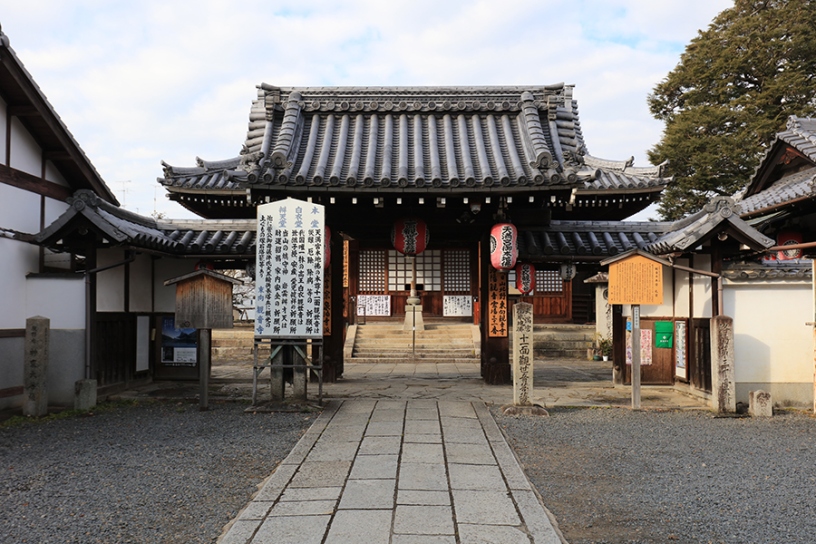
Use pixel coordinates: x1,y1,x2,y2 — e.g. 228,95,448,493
158,84,668,195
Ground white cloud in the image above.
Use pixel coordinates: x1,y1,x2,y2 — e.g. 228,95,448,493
0,0,733,217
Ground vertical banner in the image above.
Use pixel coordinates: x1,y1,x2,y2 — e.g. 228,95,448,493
323,273,332,336
488,268,508,337
255,198,324,338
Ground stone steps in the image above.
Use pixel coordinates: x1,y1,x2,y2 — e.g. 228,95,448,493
347,322,480,364
531,324,595,359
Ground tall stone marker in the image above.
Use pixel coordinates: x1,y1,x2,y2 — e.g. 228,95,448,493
24,316,50,417
512,303,534,405
711,315,736,413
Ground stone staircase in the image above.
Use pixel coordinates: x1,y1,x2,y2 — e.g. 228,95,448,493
532,323,596,359
345,322,481,364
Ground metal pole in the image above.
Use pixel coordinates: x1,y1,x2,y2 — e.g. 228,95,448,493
632,304,641,410
412,305,416,358
198,329,211,411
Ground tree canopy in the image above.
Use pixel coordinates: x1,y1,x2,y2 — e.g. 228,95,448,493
648,0,816,220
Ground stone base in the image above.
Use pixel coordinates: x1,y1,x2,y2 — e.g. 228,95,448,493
74,379,97,411
501,404,549,417
403,305,425,332
749,390,773,417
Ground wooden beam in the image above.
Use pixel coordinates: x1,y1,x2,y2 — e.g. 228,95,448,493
0,162,72,200
0,385,24,398
0,328,25,338
8,104,39,117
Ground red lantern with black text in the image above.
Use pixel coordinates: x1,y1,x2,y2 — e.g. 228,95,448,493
490,223,518,270
515,263,536,294
324,226,331,269
392,218,429,255
776,231,802,260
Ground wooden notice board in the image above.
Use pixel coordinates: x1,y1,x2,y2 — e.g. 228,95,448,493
608,254,664,305
487,268,508,337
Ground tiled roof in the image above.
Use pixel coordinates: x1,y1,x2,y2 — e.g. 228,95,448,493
777,116,816,163
159,84,668,195
738,166,816,218
723,260,812,283
519,220,668,260
646,197,774,254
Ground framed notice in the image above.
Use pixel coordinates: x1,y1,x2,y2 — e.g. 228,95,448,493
675,320,687,379
443,295,472,317
488,268,508,337
160,317,197,366
608,254,664,305
357,295,391,317
255,198,324,339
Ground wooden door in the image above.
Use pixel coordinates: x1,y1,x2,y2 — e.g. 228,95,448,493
624,317,674,385
689,318,712,392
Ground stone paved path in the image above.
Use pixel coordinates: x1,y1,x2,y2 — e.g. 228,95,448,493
219,399,562,544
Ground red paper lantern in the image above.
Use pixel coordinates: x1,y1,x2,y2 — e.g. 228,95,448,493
392,218,429,255
776,231,802,260
515,263,536,294
490,223,518,270
324,226,331,269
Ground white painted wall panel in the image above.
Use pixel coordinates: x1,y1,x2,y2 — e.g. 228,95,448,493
672,259,692,318
97,248,125,312
129,253,153,312
26,275,85,329
691,254,713,318
0,238,39,328
0,183,41,233
9,117,41,177
724,283,812,385
44,197,69,225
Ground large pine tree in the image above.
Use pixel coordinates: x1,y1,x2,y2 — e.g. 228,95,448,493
648,0,816,220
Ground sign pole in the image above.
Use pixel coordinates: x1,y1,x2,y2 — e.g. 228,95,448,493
631,304,641,410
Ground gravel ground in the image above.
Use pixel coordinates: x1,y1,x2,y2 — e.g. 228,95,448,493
494,407,816,544
0,400,314,544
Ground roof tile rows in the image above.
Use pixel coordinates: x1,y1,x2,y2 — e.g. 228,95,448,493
738,166,816,217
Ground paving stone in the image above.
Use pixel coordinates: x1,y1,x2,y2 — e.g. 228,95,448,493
442,426,488,445
448,463,505,490
281,438,319,465
324,509,392,544
288,461,351,488
376,400,407,410
391,535,456,544
254,464,298,500
338,479,396,509
441,416,483,430
370,408,406,422
401,442,444,464
406,399,438,409
457,524,530,544
279,486,343,502
268,499,336,516
471,402,506,443
349,454,398,479
337,400,377,413
393,505,454,535
358,435,403,455
397,489,451,506
438,401,477,418
512,489,562,544
405,408,439,420
252,514,330,544
220,519,261,544
452,490,521,525
365,421,404,436
236,500,274,520
445,442,496,465
491,441,532,491
398,462,448,491
403,431,443,443
304,440,359,462
404,419,441,435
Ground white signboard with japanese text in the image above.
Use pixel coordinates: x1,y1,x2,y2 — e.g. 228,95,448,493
443,295,472,317
255,198,324,338
356,295,391,317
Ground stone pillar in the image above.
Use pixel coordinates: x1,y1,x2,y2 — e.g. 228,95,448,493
749,390,773,417
710,315,736,413
24,316,50,417
270,347,286,402
512,303,534,406
292,347,307,402
74,379,97,411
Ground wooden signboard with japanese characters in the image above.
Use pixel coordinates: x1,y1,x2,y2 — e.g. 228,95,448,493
255,198,324,339
488,268,508,337
607,254,664,306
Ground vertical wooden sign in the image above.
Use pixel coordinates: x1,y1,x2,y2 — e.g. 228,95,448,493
323,273,331,336
488,267,508,337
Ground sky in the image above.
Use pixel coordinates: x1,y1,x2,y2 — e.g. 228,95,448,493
1,0,733,220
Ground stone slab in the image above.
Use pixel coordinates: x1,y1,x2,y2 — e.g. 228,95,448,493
398,462,448,491
370,408,406,422
401,442,444,464
252,514,330,544
491,441,532,491
338,479,396,509
404,419,441,435
288,461,351,488
317,424,367,442
349,454,398,479
279,486,343,502
358,435,402,455
336,400,377,413
393,505,454,535
392,536,456,544
448,463,505,490
404,408,439,420
305,440,359,462
512,489,562,544
458,524,530,544
236,500,274,520
441,426,488,445
324,509,392,544
254,463,298,501
375,400,408,410
397,489,451,506
403,433,442,444
445,442,495,465
365,421,404,436
438,401,477,418
220,519,261,544
452,490,521,525
268,500,336,516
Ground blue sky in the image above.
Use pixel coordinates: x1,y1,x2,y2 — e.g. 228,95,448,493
0,0,733,219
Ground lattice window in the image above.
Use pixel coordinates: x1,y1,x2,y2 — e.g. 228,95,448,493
358,250,386,293
536,269,563,293
443,250,471,293
387,250,442,291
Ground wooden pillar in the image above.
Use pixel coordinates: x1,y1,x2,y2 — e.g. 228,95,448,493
480,236,510,384
323,230,345,381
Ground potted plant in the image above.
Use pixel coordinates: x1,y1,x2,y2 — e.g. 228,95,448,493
597,335,613,361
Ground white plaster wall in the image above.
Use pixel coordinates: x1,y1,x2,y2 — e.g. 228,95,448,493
26,275,85,329
0,95,6,162
45,197,69,224
153,258,196,312
637,266,676,318
0,183,41,233
129,253,154,312
97,248,125,312
44,160,69,187
9,117,41,177
672,259,692,318
0,238,40,328
691,254,713,318
724,282,812,386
